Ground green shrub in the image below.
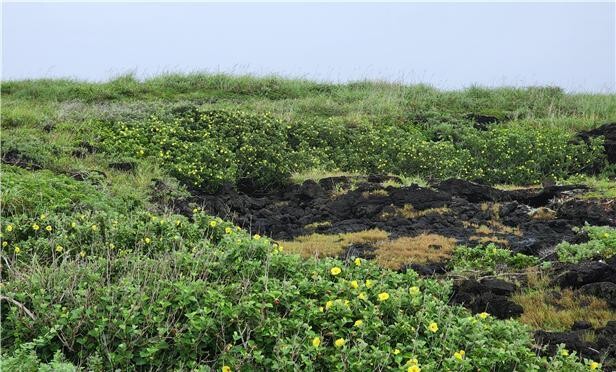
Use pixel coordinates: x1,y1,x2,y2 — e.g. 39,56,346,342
1,209,589,371
96,109,294,192
450,244,539,274
94,105,606,192
1,348,79,372
557,225,616,263
452,123,605,184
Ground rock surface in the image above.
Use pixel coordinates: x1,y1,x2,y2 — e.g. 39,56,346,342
450,279,523,319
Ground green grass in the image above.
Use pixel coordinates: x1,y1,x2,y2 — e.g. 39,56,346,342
563,175,616,199
3,73,615,127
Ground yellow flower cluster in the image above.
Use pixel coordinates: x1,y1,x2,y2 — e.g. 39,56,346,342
312,337,321,348
454,350,465,360
407,358,420,372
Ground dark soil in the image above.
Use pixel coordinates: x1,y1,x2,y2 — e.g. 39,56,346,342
194,177,611,253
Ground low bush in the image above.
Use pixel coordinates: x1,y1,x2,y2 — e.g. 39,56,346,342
556,225,616,263
450,244,539,274
1,209,591,371
95,108,605,191
96,109,295,192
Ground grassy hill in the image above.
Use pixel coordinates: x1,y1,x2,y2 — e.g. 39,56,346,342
1,74,614,371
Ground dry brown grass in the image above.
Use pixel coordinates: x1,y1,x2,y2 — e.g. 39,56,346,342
304,221,332,230
374,233,457,270
513,270,616,331
469,235,509,246
381,204,450,220
463,220,522,238
281,229,389,258
361,189,389,198
475,224,493,235
514,289,616,331
331,183,358,199
495,184,541,191
528,207,557,221
480,202,501,218
283,230,458,270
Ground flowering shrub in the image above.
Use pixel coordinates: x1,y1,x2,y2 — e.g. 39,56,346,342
94,108,605,193
1,209,594,371
96,110,294,192
557,225,616,263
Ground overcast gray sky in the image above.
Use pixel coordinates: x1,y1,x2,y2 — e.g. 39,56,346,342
2,2,615,92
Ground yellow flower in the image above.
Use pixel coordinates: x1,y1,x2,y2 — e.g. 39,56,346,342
409,286,420,296
71,222,77,228
407,358,419,366
80,251,86,258
222,366,231,372
144,237,151,244
45,225,52,232
175,220,181,226
354,257,362,266
350,280,359,289
109,243,115,249
325,300,334,309
32,224,40,231
378,292,390,301
225,227,232,234
55,245,63,253
454,350,465,360
40,214,46,220
358,292,367,300
479,312,489,319
193,208,199,213
253,234,261,240
2,241,7,247
312,337,321,348
91,224,98,231
560,349,569,356
354,319,363,327
603,233,609,238
334,338,345,348
589,361,600,370
14,246,20,254
330,267,342,276
394,348,400,355
428,322,438,333
365,279,374,288
6,225,13,232
407,365,421,372
210,220,217,228
278,245,284,252
319,306,324,312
